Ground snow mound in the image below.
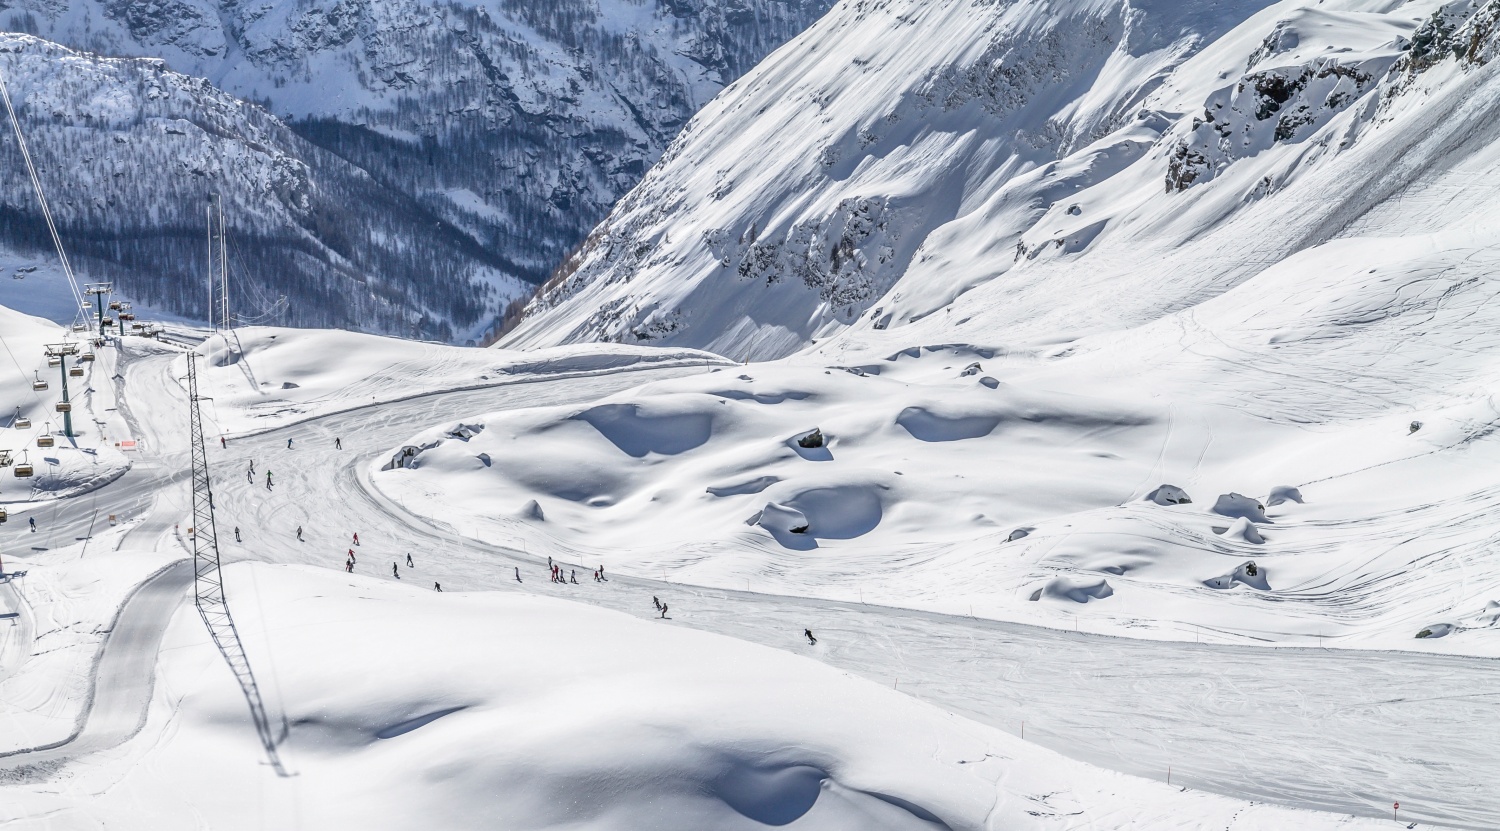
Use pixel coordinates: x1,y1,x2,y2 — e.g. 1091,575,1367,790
1266,485,1304,507
1033,576,1115,604
1214,516,1265,544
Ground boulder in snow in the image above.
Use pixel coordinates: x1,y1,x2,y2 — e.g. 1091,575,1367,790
1212,492,1269,522
1265,485,1303,507
1144,484,1192,505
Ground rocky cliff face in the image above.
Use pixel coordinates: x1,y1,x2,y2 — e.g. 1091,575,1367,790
2,0,833,338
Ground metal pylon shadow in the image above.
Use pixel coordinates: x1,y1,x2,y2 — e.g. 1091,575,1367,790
186,352,290,775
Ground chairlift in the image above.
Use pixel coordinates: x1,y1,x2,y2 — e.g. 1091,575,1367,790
119,312,136,321
71,322,88,333
0,506,7,523
108,301,122,311
34,433,52,448
46,356,60,368
68,366,83,377
80,351,95,363
31,372,47,392
14,450,33,477
131,323,144,331
12,408,28,430
55,402,71,413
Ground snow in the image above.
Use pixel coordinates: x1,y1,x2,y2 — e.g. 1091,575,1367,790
190,326,732,434
0,305,129,503
0,561,1391,830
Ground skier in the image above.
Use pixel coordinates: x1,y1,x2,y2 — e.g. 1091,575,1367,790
392,562,400,579
434,582,442,592
659,603,668,619
335,437,342,450
570,569,578,584
234,526,241,542
514,566,522,583
653,596,661,611
805,629,817,646
406,553,414,568
593,569,601,582
296,525,304,541
286,438,293,449
353,532,360,546
248,460,255,475
28,517,35,532
548,555,553,570
219,436,226,449
265,470,273,488
345,559,353,573
348,549,356,563
599,565,606,581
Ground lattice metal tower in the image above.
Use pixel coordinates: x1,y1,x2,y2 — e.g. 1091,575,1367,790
186,352,289,775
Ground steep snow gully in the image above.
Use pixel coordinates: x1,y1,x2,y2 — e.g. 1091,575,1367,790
1,344,1495,828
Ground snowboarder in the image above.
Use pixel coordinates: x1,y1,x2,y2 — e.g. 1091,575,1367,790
659,603,668,619
286,438,293,449
234,527,241,542
406,553,414,568
805,629,817,646
393,562,400,579
248,460,255,475
653,596,661,611
434,582,442,592
345,559,353,573
353,532,360,546
335,437,342,450
28,517,35,532
570,569,578,584
296,525,303,541
514,566,522,583
547,556,553,570
599,565,606,581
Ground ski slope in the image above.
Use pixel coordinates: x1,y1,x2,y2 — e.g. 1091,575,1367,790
0,338,1488,828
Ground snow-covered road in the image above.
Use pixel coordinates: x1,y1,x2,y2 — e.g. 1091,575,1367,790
6,345,1495,828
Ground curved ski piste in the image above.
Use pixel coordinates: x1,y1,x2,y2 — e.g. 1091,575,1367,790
2,345,1495,828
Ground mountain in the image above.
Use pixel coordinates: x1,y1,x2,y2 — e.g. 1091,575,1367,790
502,0,1490,360
5,0,835,338
0,33,522,340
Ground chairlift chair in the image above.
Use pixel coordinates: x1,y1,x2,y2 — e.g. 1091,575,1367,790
46,356,60,368
36,434,54,448
108,300,122,311
68,366,83,377
80,351,95,362
31,373,47,392
54,402,71,413
14,458,32,477
71,322,88,333
0,506,7,523
14,415,29,429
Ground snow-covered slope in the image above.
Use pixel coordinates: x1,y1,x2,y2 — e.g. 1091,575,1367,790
0,561,1389,829
378,0,1500,653
506,0,1469,359
9,0,836,336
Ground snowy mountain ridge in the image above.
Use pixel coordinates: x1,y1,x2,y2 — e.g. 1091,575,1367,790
504,0,1492,360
